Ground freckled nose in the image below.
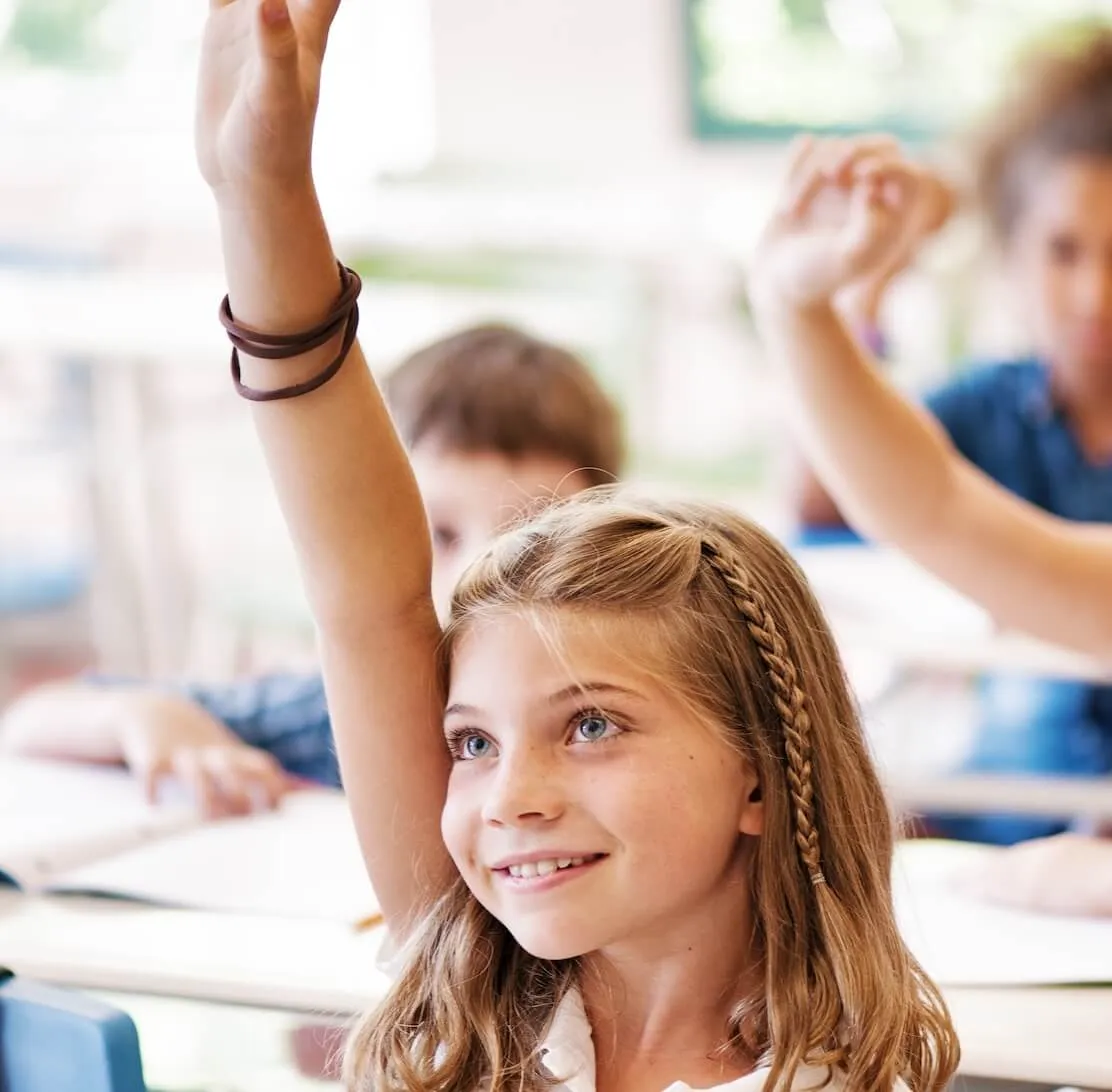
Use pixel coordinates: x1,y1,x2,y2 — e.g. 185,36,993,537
481,745,565,825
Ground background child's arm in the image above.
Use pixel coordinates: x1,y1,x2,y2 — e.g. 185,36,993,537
195,0,452,931
793,462,852,535
751,137,1112,660
959,834,1112,918
790,164,954,542
0,683,290,816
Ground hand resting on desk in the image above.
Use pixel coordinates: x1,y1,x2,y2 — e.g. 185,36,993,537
955,833,1112,918
1,685,293,818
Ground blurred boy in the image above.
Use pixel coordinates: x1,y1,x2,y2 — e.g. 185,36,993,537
0,324,623,816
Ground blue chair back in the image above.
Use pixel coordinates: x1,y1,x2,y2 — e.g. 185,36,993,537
0,971,146,1092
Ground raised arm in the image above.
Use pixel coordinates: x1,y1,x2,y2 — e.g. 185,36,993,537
195,0,452,931
749,137,1112,662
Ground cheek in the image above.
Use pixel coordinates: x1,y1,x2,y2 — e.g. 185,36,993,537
1013,249,1068,318
433,535,490,600
608,752,745,855
440,778,477,869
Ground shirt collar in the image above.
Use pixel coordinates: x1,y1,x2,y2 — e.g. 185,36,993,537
1016,359,1058,425
540,988,597,1092
538,988,849,1092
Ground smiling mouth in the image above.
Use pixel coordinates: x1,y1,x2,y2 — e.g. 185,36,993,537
498,854,606,880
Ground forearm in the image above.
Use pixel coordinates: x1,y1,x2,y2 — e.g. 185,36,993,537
0,685,247,766
215,184,433,629
794,458,852,532
1,684,136,763
755,298,958,544
755,296,1112,658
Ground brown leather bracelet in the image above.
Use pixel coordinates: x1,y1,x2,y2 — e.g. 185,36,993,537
220,263,363,402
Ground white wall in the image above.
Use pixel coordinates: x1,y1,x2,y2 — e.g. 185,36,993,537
429,0,688,174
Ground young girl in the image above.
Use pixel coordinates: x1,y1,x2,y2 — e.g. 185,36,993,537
196,3,958,1090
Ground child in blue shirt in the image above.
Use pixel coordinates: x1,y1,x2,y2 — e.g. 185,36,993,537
797,28,1112,843
0,325,623,815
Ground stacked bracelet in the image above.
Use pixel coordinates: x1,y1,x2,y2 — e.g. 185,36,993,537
219,262,363,402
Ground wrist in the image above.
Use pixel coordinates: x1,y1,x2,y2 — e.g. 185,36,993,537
748,278,836,327
211,174,319,218
214,179,343,338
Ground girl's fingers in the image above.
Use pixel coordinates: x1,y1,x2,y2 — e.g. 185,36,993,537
784,139,845,220
783,133,815,184
138,756,171,804
852,154,923,216
776,134,817,216
297,0,344,56
828,134,900,180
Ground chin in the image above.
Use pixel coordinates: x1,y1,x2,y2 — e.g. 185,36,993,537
503,918,600,961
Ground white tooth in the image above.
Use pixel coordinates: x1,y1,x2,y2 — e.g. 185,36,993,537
508,864,523,878
557,858,572,869
570,857,585,867
518,861,539,879
536,860,558,877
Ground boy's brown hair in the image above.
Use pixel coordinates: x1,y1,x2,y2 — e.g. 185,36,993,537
975,23,1112,241
382,324,624,487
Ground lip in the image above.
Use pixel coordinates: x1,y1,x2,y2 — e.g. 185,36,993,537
489,850,605,870
491,854,606,892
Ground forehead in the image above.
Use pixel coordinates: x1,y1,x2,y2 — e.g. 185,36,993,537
448,609,670,703
1015,155,1112,235
412,447,590,520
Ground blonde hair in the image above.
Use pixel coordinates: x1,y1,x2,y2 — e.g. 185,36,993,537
346,490,959,1092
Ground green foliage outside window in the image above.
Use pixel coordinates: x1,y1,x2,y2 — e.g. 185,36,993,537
686,0,1112,141
2,0,116,69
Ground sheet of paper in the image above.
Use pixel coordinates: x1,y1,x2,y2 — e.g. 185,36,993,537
53,787,377,923
894,840,1112,986
0,756,196,889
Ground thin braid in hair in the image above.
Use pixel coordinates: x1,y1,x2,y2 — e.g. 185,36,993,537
700,537,826,887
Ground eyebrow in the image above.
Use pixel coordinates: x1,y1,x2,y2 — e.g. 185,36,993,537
444,682,644,721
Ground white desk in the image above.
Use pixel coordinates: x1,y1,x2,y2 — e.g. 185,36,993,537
1,889,1110,1089
0,891,387,1015
947,987,1112,1089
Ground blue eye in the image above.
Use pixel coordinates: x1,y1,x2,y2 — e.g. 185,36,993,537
462,733,493,760
452,733,493,760
573,714,615,743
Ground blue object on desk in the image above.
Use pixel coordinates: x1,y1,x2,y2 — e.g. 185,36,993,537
792,526,865,548
0,971,147,1092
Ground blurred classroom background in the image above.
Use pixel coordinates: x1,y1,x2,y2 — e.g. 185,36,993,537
5,4,1112,1092
1,0,1088,701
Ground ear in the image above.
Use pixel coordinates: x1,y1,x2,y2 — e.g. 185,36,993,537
738,765,764,837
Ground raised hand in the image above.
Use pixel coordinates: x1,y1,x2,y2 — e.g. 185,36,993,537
752,136,929,309
196,0,342,198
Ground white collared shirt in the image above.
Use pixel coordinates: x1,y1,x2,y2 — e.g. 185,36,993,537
540,988,907,1092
